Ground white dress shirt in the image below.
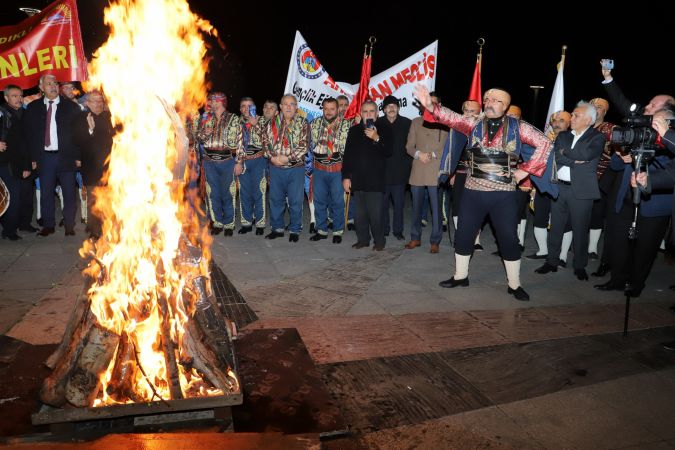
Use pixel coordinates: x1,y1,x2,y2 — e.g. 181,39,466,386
44,96,60,151
557,127,589,182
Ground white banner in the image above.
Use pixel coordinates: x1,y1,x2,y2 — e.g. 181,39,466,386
284,31,437,121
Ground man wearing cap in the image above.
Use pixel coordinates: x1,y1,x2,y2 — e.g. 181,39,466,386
262,94,309,242
414,85,553,301
405,93,447,253
197,92,243,236
379,95,412,242
309,97,351,243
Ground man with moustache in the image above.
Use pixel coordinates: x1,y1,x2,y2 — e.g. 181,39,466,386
415,85,552,301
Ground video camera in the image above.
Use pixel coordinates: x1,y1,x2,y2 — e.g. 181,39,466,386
610,105,660,151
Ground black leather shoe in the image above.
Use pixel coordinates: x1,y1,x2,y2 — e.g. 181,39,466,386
265,231,284,239
591,263,610,277
238,226,253,234
526,253,548,260
439,277,469,288
535,263,557,274
309,233,327,241
309,223,316,234
594,281,623,291
210,226,223,235
508,286,530,301
662,340,675,351
393,233,405,241
558,260,567,269
289,233,299,242
333,235,342,244
37,227,55,236
474,243,484,251
1,233,22,241
352,242,369,249
255,227,265,235
223,229,233,236
588,252,599,260
574,269,589,281
347,223,355,231
65,228,75,236
18,225,38,232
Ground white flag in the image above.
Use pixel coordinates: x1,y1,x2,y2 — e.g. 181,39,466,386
544,55,565,137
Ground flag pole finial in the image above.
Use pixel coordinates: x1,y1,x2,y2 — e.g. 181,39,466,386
477,38,485,72
367,36,376,57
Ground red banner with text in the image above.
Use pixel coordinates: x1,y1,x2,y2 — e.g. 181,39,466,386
0,0,87,89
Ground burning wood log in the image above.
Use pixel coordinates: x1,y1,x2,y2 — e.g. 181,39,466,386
40,309,95,407
44,283,92,370
157,292,183,400
105,332,141,403
65,324,120,407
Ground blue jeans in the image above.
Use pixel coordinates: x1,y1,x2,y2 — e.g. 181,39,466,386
239,157,267,228
313,169,345,234
203,158,236,229
269,165,304,233
411,185,442,244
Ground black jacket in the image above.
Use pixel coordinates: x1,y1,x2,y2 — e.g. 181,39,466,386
377,115,412,185
0,105,29,175
342,122,393,192
72,110,114,186
22,96,81,172
553,128,606,200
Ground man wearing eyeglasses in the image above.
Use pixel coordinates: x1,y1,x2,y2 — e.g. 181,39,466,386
414,85,553,301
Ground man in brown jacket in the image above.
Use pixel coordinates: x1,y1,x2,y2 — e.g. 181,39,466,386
405,92,448,253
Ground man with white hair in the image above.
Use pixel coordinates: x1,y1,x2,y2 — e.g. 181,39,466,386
414,85,553,301
535,102,606,280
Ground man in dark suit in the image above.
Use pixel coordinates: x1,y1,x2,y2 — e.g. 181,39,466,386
72,91,113,239
536,102,606,280
23,74,81,236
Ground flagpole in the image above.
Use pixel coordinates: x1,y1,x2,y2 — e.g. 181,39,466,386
367,36,376,57
560,45,567,70
477,38,485,72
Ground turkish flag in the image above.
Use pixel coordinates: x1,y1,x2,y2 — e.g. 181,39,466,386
344,54,372,120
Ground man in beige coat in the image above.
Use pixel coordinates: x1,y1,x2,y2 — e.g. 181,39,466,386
405,92,449,253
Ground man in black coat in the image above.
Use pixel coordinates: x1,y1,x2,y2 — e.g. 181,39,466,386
342,101,393,250
72,91,113,238
0,85,31,240
378,95,411,241
536,102,606,280
23,75,81,236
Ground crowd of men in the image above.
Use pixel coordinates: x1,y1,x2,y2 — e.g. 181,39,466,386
1,64,674,327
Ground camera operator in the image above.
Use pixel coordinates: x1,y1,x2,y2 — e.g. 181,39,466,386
600,60,674,116
595,108,674,298
633,107,675,349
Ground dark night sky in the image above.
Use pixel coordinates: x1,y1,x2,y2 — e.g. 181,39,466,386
2,0,673,126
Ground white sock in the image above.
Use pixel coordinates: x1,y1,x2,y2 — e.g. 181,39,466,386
56,185,64,210
36,189,41,220
308,200,315,224
588,229,602,253
504,259,521,290
454,253,471,280
533,227,548,255
453,216,458,230
474,232,481,246
560,231,573,262
517,219,527,246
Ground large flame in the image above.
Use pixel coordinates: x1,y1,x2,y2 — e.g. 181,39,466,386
80,0,228,406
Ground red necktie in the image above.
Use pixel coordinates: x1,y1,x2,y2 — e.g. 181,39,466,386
45,100,53,148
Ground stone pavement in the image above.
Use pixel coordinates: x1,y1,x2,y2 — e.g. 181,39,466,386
1,203,675,448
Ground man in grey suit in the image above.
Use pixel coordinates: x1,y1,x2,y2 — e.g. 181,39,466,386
536,102,606,280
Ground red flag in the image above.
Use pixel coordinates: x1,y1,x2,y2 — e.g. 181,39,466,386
468,55,482,106
344,54,372,120
0,0,87,89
